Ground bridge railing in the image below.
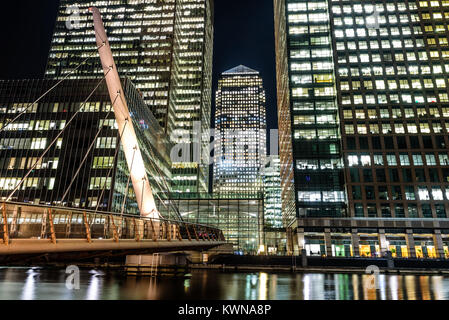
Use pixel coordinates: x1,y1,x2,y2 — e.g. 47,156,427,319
0,202,225,245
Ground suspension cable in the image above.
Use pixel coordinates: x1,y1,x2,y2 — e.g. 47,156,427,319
113,93,177,218
145,156,182,220
140,178,145,215
60,94,120,204
120,146,137,216
130,134,180,219
5,69,112,202
144,141,183,220
117,138,177,219
0,43,106,134
95,119,129,213
153,189,174,214
113,119,176,218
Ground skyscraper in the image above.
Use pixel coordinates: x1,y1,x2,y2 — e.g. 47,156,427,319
213,65,267,198
275,0,449,258
0,78,173,214
274,0,346,229
46,0,213,193
168,0,214,194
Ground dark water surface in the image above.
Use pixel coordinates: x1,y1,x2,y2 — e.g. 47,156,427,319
0,267,448,300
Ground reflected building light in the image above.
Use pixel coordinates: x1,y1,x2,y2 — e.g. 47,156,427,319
259,272,268,300
397,276,404,300
303,274,310,300
86,272,101,300
314,274,325,300
102,281,120,300
379,274,387,300
146,278,158,300
245,274,258,300
21,269,36,301
432,276,443,300
225,274,240,300
420,276,431,300
251,274,257,287
362,274,377,300
3,268,17,283
389,276,399,301
352,275,360,301
335,274,340,300
405,276,416,300
0,269,21,300
335,274,350,300
184,279,190,294
338,274,351,300
269,274,278,300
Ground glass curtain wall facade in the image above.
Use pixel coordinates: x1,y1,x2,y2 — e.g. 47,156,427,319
0,79,172,214
213,66,267,198
114,79,174,214
274,0,346,228
275,0,449,255
169,0,214,194
263,156,287,254
333,0,449,220
46,0,177,129
274,0,297,245
157,193,264,253
46,0,213,193
264,157,283,229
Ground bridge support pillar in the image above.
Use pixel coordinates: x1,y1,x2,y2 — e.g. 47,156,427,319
125,253,189,277
187,243,234,264
378,229,388,257
297,228,305,251
406,229,417,259
351,229,360,257
433,229,446,259
324,228,332,257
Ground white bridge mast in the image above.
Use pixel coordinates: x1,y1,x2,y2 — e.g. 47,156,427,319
89,7,159,219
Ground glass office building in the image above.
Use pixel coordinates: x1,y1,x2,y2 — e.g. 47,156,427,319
157,192,264,253
274,0,449,258
274,0,346,227
0,79,173,214
263,156,287,254
46,0,213,194
213,65,267,198
169,0,214,194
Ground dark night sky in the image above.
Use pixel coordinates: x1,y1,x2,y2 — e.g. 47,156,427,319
0,0,278,130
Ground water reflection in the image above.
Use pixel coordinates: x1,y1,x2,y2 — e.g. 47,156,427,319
389,276,399,300
259,272,268,300
405,276,416,300
0,268,449,300
86,273,100,300
21,269,36,300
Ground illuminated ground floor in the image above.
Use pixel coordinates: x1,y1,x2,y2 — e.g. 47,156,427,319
290,218,449,259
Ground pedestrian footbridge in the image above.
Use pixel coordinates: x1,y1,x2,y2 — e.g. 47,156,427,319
0,202,226,262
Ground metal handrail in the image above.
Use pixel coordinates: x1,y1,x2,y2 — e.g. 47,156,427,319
2,201,222,231
0,202,226,244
